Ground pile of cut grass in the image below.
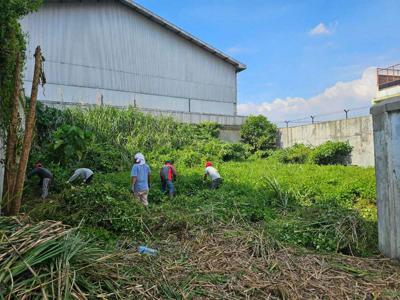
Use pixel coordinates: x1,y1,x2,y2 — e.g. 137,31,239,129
0,217,133,299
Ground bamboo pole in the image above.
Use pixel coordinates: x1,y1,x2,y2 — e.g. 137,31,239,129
9,46,42,216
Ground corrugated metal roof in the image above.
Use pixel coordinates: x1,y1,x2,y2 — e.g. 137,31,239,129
119,0,246,72
46,0,246,72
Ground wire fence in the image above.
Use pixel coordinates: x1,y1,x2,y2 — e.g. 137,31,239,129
271,105,371,128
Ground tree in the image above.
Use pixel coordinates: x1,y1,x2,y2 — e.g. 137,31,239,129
10,46,43,216
0,0,43,215
240,115,278,152
3,53,22,213
0,0,43,129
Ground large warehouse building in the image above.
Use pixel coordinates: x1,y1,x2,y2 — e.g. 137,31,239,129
21,0,246,125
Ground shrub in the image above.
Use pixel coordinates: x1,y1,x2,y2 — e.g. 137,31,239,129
268,204,378,255
240,115,278,152
83,143,130,172
178,149,203,167
52,124,93,164
219,143,250,161
272,144,313,164
193,121,220,139
311,141,353,165
61,182,146,235
34,101,70,146
250,149,274,159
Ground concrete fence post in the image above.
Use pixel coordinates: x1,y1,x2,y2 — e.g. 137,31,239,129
371,96,400,259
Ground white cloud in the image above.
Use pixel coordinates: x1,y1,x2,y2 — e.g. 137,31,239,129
309,22,331,36
238,67,377,123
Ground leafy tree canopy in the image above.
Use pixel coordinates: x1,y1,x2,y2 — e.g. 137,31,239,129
240,115,278,152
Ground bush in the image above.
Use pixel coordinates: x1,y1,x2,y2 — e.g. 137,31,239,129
193,121,220,139
311,141,353,165
268,204,378,255
178,149,203,167
52,124,93,164
83,143,130,172
219,143,250,161
61,182,146,235
272,144,313,164
34,101,70,146
240,115,278,152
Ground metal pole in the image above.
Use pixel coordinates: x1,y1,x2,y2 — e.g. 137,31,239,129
311,116,315,124
344,109,349,119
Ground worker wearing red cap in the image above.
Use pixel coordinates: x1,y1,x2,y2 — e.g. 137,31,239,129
203,161,222,189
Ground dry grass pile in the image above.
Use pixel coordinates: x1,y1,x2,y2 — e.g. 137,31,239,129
0,217,127,299
2,217,399,299
129,223,400,299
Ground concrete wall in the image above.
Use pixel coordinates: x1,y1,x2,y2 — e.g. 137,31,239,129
371,96,400,259
278,115,374,167
21,1,239,116
219,126,241,143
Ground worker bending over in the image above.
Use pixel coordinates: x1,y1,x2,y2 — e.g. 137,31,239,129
204,161,222,189
28,161,53,199
160,160,177,199
67,168,94,184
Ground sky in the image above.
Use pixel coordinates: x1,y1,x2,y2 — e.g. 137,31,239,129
135,0,400,124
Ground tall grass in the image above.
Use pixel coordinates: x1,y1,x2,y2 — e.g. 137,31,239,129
68,106,199,152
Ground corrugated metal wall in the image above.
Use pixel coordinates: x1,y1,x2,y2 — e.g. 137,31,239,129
21,1,238,116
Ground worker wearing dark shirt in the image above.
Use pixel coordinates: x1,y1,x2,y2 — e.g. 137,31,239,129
28,162,53,199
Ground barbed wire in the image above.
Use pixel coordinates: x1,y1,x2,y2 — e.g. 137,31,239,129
271,105,371,127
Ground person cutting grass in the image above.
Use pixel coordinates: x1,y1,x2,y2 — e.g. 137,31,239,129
67,168,94,185
160,160,177,199
28,161,53,199
203,161,222,190
131,153,151,206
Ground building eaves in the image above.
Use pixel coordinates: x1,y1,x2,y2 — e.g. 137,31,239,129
119,0,246,72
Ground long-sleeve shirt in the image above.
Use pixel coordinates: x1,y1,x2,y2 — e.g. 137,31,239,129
67,168,93,183
28,167,53,179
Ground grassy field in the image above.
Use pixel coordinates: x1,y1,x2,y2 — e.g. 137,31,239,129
2,106,399,299
8,158,400,299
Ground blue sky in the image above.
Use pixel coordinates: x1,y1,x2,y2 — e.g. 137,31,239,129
135,0,400,122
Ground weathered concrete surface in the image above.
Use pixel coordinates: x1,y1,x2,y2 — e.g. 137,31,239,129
219,126,241,143
278,116,374,167
371,96,400,259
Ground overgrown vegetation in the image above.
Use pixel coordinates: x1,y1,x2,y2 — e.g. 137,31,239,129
21,105,376,255
240,115,278,152
2,105,395,298
273,141,353,165
0,0,42,131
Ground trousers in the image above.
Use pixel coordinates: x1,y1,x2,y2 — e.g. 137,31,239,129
41,178,51,199
161,180,174,195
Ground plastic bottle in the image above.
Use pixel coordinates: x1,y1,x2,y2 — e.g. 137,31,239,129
138,245,157,255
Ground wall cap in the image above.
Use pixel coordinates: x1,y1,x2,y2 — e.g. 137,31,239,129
370,96,400,115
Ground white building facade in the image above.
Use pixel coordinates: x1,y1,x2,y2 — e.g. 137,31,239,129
21,0,246,123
